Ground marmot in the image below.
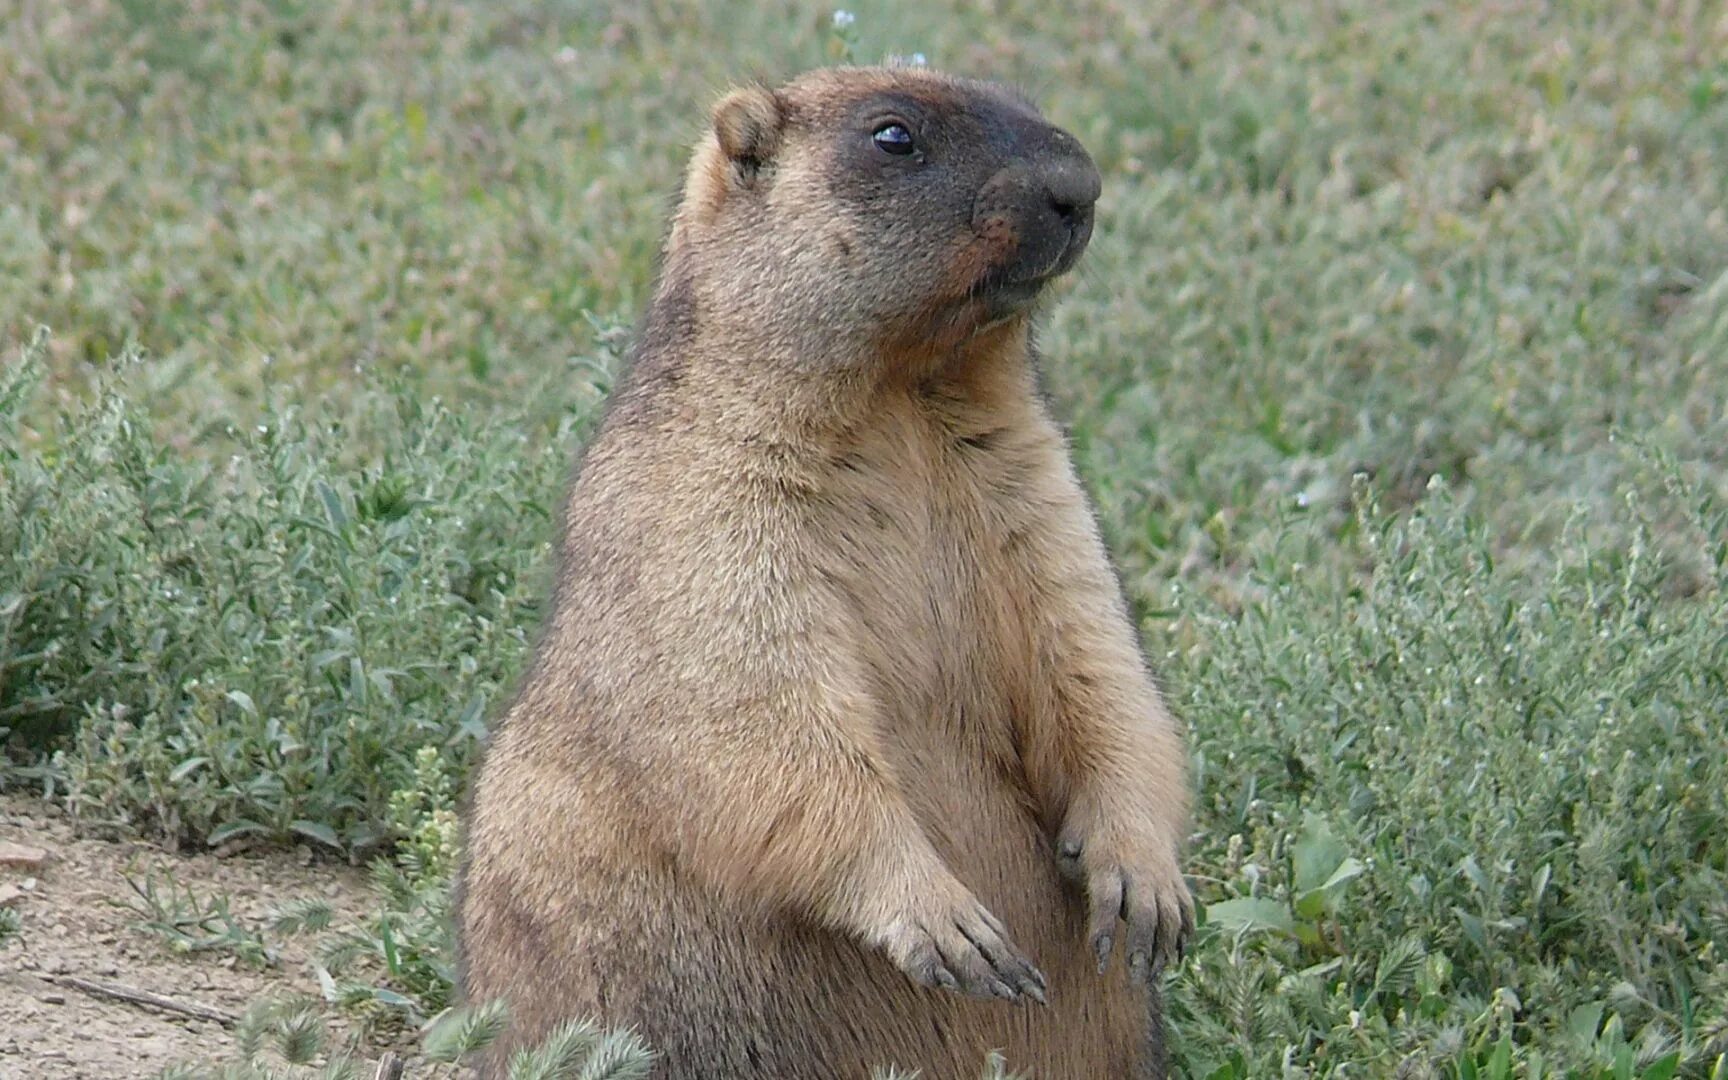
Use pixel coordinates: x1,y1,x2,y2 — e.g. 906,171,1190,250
457,66,1193,1079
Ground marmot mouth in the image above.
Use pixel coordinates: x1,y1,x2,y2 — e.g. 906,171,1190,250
976,274,1054,312
974,245,1080,311
972,215,1093,315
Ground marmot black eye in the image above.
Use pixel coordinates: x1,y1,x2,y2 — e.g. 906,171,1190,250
872,123,916,156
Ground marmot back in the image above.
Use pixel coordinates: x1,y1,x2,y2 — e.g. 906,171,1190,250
457,66,1193,1079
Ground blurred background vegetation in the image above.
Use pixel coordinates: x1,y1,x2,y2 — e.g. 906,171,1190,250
2,1,1725,1076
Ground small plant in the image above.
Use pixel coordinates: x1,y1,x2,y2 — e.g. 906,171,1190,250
422,998,512,1064
158,998,654,1080
308,855,453,1027
152,996,357,1080
0,905,21,945
826,9,859,63
117,864,273,968
1202,811,1367,954
273,748,465,1028
388,746,462,885
499,1017,654,1080
269,897,337,938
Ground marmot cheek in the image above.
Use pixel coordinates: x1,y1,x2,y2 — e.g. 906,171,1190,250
972,169,1037,253
973,211,1020,259
941,235,1008,303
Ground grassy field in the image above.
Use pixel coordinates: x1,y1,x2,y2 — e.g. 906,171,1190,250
3,0,1726,1076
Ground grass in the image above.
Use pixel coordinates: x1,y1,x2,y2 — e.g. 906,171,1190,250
2,0,1726,1076
117,862,276,968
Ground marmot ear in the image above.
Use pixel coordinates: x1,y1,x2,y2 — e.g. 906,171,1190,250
711,84,784,184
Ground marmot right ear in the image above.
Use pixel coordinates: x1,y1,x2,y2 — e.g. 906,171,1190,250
711,85,784,184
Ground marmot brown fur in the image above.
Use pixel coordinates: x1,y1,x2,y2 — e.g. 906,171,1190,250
456,65,1193,1079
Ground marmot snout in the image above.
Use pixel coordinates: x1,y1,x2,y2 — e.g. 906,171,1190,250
970,124,1101,310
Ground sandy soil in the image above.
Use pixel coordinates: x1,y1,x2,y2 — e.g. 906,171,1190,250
0,794,400,1079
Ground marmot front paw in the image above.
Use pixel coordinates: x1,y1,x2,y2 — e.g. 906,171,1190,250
1056,815,1194,982
881,891,1049,1004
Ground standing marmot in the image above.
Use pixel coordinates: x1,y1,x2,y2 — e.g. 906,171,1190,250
457,66,1193,1079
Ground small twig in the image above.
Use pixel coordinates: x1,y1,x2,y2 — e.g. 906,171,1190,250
372,1052,405,1080
50,974,240,1027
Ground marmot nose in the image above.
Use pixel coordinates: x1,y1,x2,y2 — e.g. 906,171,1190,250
971,125,1102,285
1042,154,1101,230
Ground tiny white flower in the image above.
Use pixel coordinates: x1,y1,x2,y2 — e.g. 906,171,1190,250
831,10,855,29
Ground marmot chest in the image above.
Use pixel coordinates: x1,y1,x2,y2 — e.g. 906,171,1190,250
812,417,1037,779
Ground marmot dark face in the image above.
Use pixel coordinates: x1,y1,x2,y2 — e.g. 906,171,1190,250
672,66,1102,359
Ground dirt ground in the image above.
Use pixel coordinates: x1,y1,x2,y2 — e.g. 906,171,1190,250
0,794,400,1079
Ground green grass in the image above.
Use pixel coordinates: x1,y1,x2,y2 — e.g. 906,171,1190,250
3,0,1726,1076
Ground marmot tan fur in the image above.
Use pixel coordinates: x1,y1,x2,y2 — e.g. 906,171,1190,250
457,65,1193,1079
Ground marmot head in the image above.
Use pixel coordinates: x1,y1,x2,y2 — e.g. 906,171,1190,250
669,66,1102,361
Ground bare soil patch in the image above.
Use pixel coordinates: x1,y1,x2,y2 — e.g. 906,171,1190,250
0,794,391,1079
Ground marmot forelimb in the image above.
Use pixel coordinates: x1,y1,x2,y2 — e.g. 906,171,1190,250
457,65,1194,1079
